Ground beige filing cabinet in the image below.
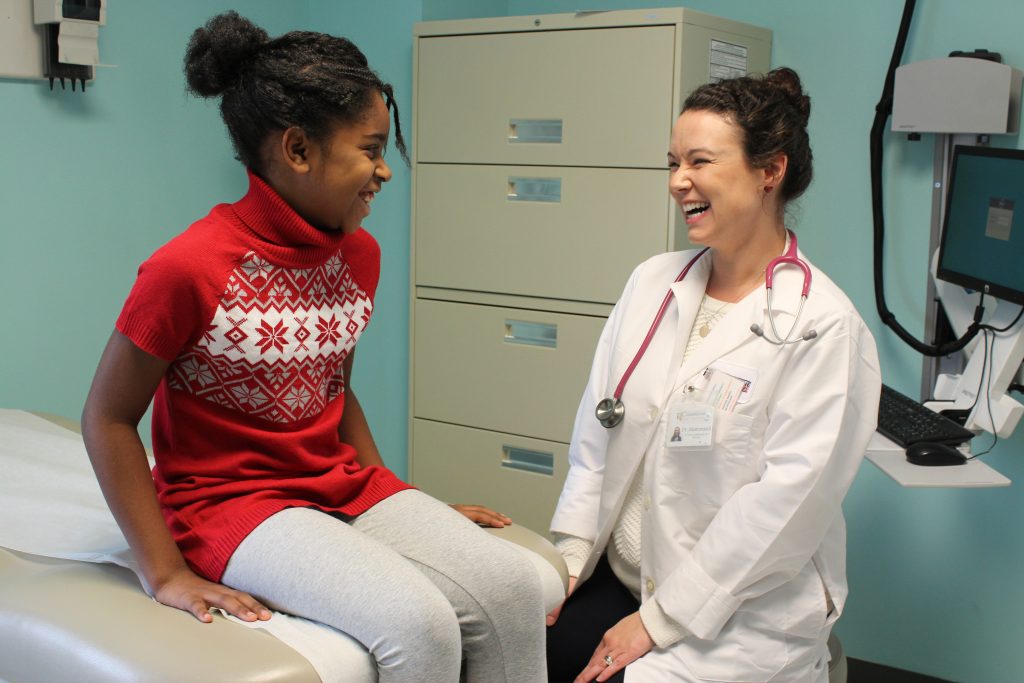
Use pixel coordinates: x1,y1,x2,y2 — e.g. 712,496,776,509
409,9,771,535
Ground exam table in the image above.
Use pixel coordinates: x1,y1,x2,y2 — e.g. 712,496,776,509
0,411,568,683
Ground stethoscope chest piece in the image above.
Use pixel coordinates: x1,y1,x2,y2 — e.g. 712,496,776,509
595,397,625,428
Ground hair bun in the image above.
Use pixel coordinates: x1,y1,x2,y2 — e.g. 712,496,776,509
766,67,811,125
184,11,268,97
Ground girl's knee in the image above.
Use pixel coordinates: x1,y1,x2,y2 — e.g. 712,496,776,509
507,547,543,589
400,601,461,652
374,591,462,673
478,544,546,616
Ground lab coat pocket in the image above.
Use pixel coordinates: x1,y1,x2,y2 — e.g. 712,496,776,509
677,611,788,682
744,563,829,639
661,407,758,508
679,570,825,682
715,409,758,464
797,563,830,638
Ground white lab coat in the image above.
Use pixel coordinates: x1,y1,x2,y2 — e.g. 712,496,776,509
551,246,881,683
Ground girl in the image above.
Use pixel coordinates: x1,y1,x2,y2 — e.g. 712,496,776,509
81,12,546,682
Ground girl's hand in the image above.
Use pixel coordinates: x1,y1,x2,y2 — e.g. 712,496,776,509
449,503,512,527
575,612,654,683
546,575,578,626
152,566,273,624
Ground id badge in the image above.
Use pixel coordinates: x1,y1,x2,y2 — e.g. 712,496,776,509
666,396,714,451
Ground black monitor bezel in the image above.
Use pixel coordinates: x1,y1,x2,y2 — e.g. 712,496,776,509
936,144,1024,307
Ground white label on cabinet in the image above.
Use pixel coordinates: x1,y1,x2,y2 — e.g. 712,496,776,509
709,39,748,82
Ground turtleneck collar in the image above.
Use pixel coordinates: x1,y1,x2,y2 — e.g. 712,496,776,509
229,171,348,265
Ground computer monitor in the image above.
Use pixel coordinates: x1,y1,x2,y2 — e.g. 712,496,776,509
936,145,1024,306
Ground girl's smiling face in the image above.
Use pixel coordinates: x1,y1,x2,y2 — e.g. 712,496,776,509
293,91,393,233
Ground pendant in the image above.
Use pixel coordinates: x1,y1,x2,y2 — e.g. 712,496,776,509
699,324,710,338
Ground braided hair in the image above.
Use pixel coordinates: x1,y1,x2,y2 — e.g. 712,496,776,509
183,11,407,174
683,67,812,204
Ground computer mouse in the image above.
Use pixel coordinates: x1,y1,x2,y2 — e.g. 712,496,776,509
905,441,968,467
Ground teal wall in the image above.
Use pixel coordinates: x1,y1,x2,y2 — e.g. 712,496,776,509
3,2,1024,681
423,0,509,20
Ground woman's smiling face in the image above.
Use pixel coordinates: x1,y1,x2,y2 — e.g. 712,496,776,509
667,109,779,253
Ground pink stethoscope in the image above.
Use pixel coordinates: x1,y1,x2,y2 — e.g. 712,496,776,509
595,230,816,429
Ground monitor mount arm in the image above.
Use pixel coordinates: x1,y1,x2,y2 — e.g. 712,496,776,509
930,257,1024,437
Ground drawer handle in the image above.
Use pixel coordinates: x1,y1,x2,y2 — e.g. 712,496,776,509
504,320,557,348
502,446,555,476
508,118,563,144
507,177,561,203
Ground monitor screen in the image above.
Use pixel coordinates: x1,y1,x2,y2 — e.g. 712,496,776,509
937,145,1024,306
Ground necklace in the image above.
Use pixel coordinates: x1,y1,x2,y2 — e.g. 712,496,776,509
697,294,732,337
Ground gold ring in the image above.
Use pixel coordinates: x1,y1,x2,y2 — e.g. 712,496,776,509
603,655,614,666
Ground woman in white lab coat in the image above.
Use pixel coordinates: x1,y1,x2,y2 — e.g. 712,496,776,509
545,68,881,683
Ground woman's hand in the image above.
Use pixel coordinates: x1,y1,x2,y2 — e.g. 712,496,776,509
449,503,512,527
546,575,577,625
575,612,654,682
152,565,272,624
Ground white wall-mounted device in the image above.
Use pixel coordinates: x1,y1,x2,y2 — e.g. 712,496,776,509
0,0,106,91
893,57,1022,134
33,0,106,90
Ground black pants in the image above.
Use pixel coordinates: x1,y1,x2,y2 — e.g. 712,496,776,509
546,555,640,683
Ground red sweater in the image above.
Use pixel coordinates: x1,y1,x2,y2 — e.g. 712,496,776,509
116,172,411,580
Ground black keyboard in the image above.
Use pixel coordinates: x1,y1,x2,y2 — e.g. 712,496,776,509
877,384,975,447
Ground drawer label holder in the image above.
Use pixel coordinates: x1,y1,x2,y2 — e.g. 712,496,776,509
501,445,555,476
508,118,563,144
504,319,557,348
507,176,562,203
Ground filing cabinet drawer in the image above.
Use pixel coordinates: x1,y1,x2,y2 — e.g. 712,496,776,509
414,164,671,304
413,299,604,443
411,418,568,535
416,26,675,167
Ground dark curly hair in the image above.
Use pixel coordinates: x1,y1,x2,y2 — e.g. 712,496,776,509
683,67,812,204
183,11,407,174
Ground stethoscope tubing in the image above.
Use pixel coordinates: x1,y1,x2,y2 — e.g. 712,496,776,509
611,247,709,401
595,247,707,428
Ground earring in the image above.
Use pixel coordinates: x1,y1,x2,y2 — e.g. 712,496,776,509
764,185,774,194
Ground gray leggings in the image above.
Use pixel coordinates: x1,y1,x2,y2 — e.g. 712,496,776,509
221,490,546,683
